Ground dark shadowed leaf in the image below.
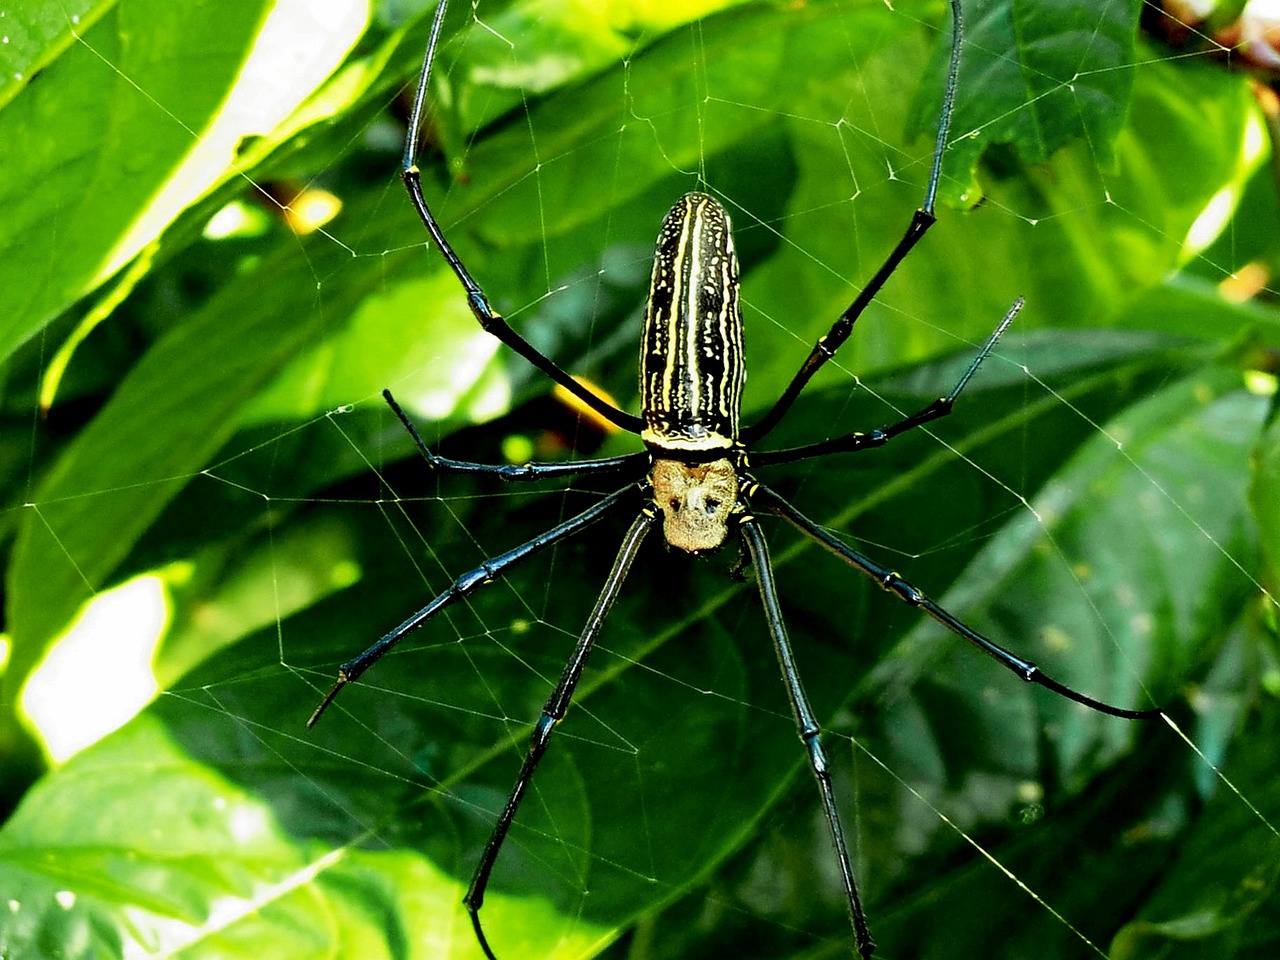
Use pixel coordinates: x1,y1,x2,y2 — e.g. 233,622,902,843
2,2,1277,959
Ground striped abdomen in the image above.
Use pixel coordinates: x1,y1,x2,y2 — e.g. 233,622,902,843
640,193,744,456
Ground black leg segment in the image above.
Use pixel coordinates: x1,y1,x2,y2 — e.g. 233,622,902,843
401,0,644,436
740,518,875,959
751,482,1163,721
751,297,1020,467
384,389,649,482
742,0,966,446
465,510,656,959
308,484,640,727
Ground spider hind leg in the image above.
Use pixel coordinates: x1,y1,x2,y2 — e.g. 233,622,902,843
752,481,1163,721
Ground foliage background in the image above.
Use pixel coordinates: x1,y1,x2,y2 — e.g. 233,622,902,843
1,0,1279,958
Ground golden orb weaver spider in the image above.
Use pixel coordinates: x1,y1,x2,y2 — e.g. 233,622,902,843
307,1,1163,956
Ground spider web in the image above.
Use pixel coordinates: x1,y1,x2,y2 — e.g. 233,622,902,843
2,0,1279,958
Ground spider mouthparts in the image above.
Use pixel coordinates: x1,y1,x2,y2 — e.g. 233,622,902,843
306,677,348,728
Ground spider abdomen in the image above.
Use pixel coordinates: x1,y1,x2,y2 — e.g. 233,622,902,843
640,192,744,456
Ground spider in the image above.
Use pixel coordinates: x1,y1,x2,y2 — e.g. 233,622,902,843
308,1,1162,956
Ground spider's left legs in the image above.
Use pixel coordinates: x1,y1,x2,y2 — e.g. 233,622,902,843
400,0,644,436
384,389,649,482
465,509,656,960
743,0,965,446
739,518,875,959
307,485,640,728
750,297,1020,467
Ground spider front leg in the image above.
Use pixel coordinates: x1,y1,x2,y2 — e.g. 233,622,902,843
739,517,875,959
400,0,644,437
743,0,965,445
464,509,656,960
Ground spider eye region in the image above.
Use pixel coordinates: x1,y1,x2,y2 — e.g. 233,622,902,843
651,457,739,554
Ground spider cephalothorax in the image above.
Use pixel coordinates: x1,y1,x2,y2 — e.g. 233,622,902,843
308,2,1162,957
650,457,740,553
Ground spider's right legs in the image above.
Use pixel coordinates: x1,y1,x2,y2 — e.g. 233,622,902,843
749,298,1020,467
400,0,644,436
742,0,965,445
465,509,656,960
751,481,1162,721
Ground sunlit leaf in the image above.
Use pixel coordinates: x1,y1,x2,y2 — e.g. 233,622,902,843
2,2,1278,959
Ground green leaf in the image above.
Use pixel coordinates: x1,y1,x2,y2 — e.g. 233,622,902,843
3,1,1279,959
920,0,1144,199
0,0,274,363
0,0,113,111
0,716,610,958
1253,413,1280,583
1110,705,1280,959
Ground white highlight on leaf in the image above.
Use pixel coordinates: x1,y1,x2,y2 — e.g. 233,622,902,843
97,0,370,289
22,575,168,762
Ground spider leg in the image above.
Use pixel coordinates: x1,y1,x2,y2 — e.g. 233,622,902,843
739,517,875,959
384,389,649,481
750,298,1020,467
742,0,965,446
307,483,641,728
465,509,656,960
401,0,645,436
750,482,1162,720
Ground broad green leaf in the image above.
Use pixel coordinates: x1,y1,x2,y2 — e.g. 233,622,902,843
2,2,1278,959
0,1,112,111
3,225,389,714
0,715,608,959
447,0,757,132
0,0,373,368
920,0,1144,198
623,355,1272,960
0,0,273,363
1110,703,1280,959
1253,414,1280,583
4,331,1226,960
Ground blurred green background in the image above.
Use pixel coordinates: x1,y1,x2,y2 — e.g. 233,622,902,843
1,0,1279,957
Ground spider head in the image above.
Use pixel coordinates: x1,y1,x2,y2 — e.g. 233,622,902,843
650,457,739,554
